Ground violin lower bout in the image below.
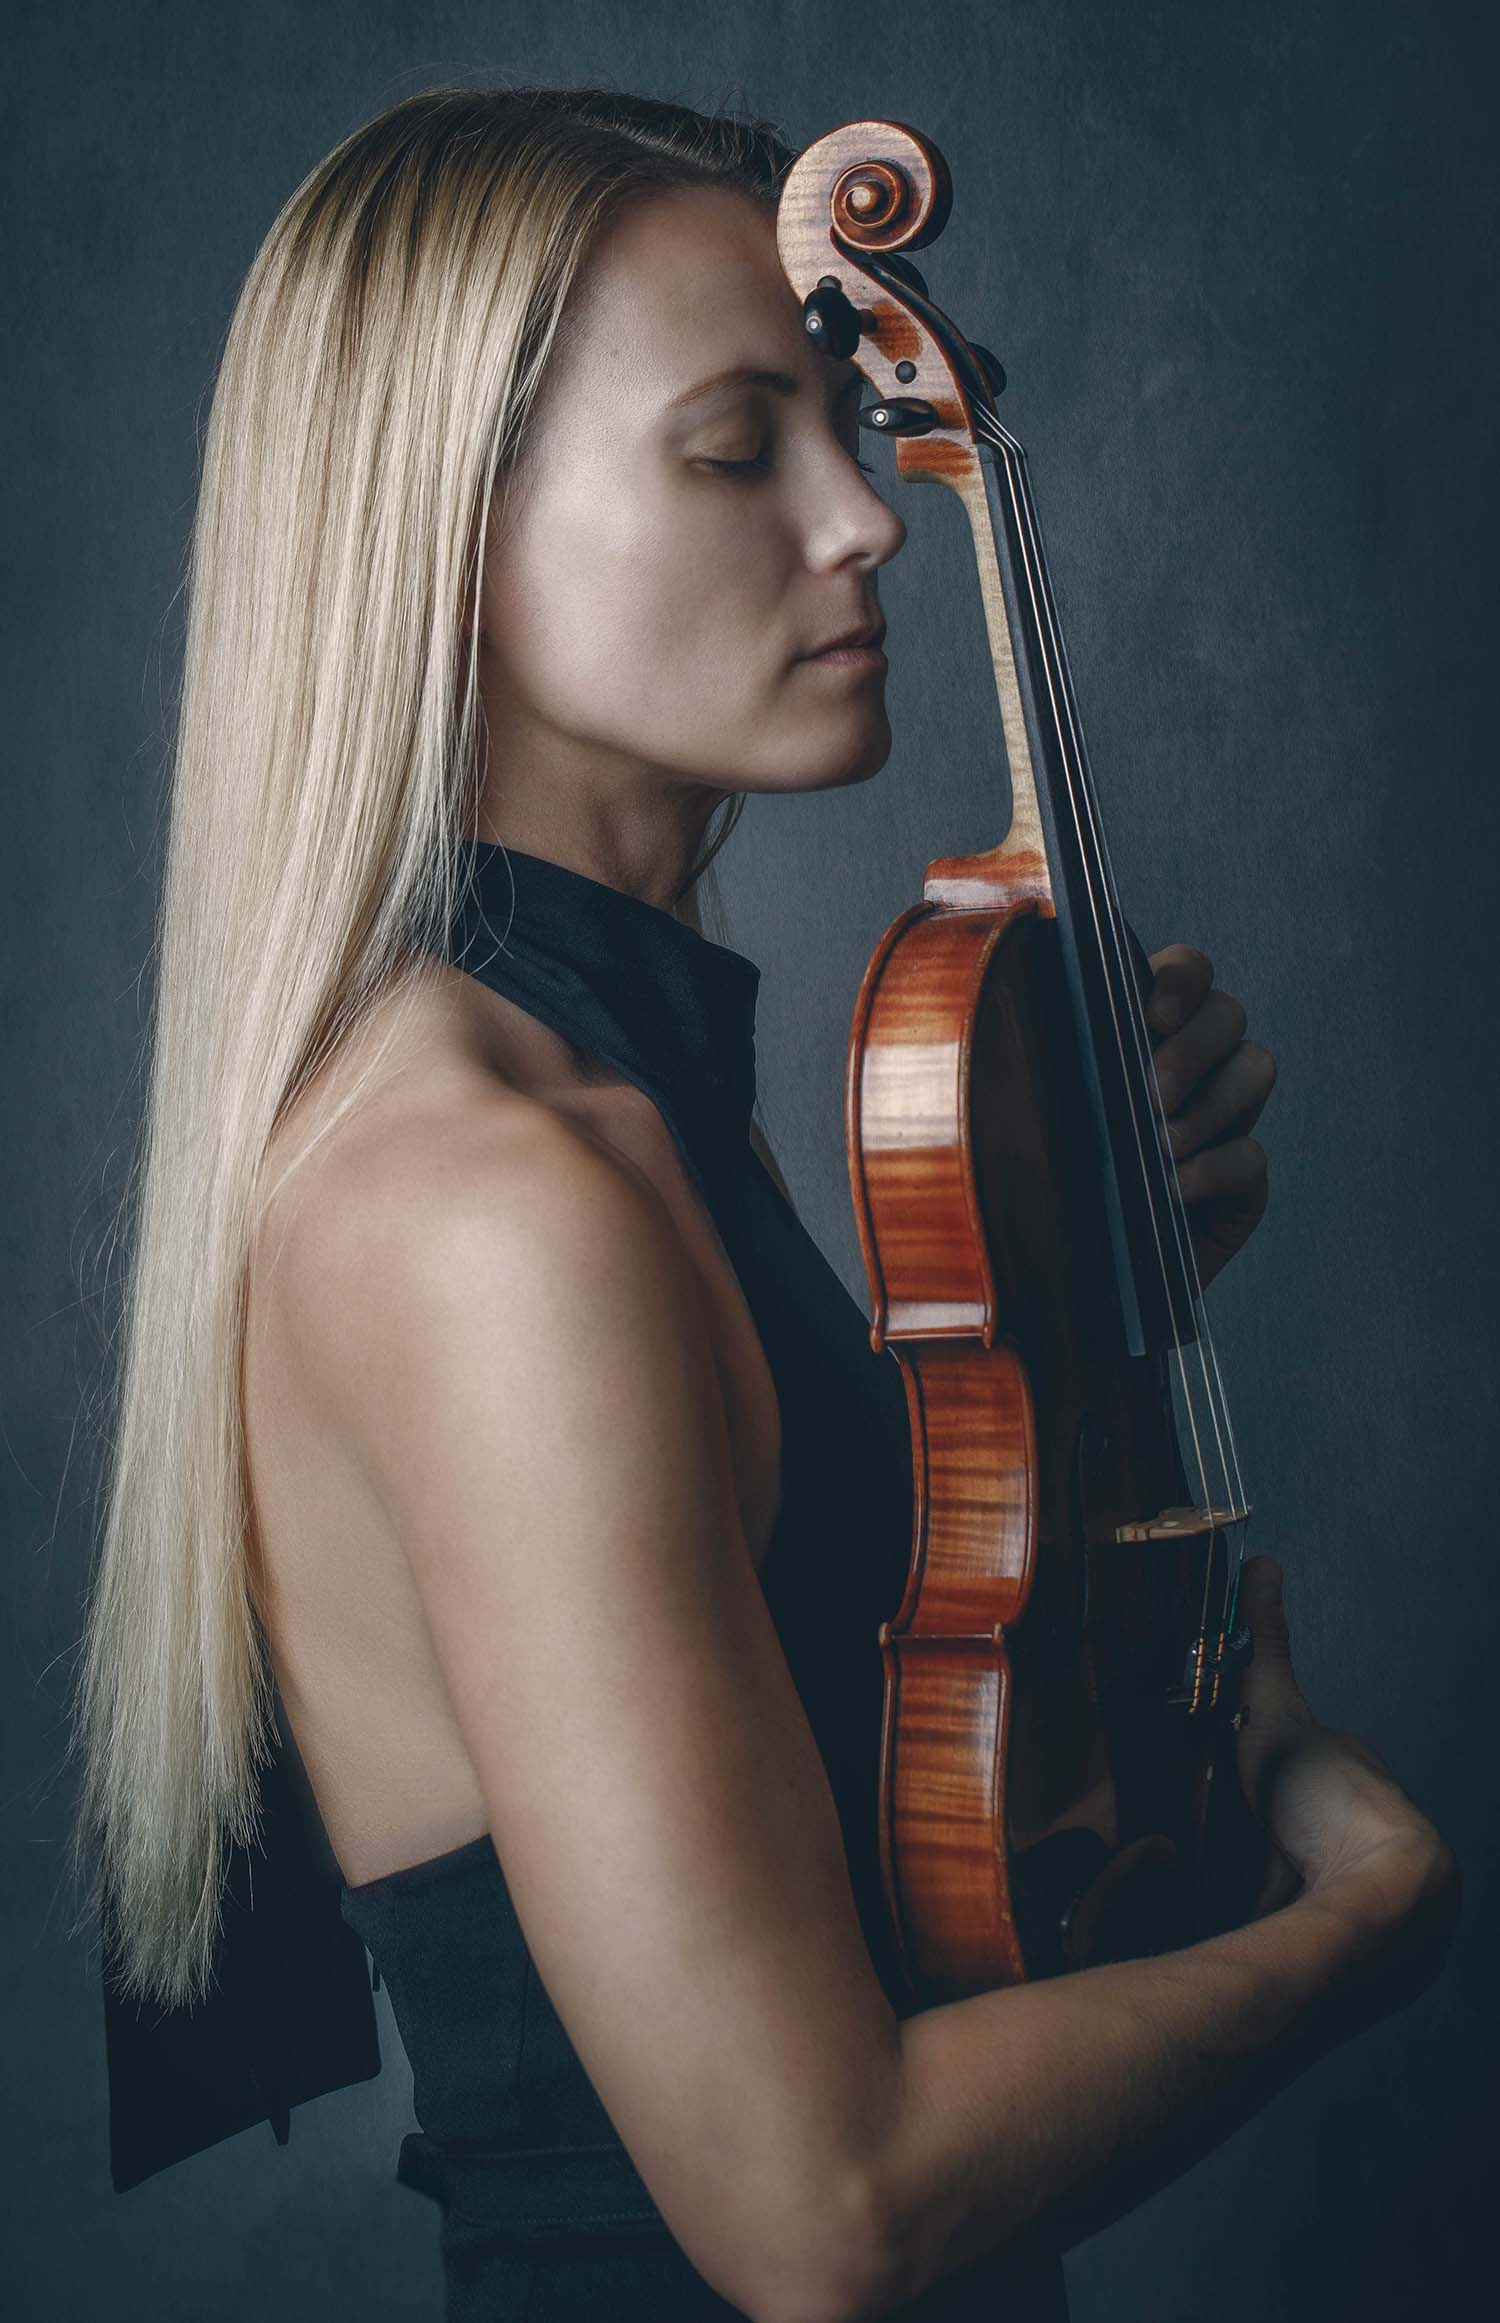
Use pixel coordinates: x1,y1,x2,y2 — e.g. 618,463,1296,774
850,890,1253,2004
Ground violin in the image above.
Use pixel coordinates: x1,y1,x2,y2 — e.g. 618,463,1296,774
777,121,1262,2000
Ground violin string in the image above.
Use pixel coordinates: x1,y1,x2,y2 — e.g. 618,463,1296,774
1011,438,1250,1643
999,440,1250,1535
971,418,1223,1572
986,413,1247,1538
990,418,1243,1481
976,406,1251,1642
975,405,1248,1657
995,417,1240,1654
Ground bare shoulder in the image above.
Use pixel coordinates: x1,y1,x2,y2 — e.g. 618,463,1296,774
250,958,782,1598
261,1015,696,1437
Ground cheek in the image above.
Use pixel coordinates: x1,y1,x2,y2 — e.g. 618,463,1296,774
490,467,778,740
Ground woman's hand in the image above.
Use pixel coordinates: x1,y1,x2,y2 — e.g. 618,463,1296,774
1230,1555,1460,2008
1144,943,1276,1288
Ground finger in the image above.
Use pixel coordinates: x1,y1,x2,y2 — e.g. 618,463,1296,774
1150,988,1248,1115
1162,1040,1277,1159
1176,1133,1268,1211
1144,944,1214,1038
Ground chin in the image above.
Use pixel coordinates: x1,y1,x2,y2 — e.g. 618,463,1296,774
831,717,894,790
793,712,896,796
725,705,894,798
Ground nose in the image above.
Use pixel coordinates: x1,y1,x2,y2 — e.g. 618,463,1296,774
804,463,907,577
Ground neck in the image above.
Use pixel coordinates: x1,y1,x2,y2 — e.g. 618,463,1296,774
470,749,729,914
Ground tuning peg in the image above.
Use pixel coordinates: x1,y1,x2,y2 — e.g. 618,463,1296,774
859,397,939,438
802,278,864,360
969,342,1008,401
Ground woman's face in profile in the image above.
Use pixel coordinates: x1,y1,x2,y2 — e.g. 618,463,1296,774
476,182,908,814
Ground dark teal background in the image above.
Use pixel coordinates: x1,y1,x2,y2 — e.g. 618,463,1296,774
5,3,1495,2315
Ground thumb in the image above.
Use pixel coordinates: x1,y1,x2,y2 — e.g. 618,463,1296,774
1236,1556,1311,1731
1233,1557,1315,1885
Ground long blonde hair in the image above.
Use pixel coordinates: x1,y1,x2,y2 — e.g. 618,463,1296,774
67,83,794,2010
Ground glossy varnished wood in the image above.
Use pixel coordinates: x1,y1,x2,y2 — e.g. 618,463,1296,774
779,123,1244,2002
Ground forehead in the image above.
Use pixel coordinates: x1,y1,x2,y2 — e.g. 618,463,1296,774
553,183,856,412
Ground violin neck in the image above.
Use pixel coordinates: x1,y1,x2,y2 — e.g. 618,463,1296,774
938,426,1201,1358
977,430,1127,974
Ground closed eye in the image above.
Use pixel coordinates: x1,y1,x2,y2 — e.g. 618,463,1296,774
699,449,878,479
696,375,877,480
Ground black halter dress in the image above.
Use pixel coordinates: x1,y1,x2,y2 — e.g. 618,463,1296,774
102,839,1071,2322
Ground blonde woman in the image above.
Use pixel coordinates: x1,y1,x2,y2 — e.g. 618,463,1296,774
70,84,1455,2323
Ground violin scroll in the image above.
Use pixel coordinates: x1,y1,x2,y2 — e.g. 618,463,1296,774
826,139,951,253
778,122,1003,477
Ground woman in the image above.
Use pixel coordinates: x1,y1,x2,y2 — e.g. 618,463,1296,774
69,84,1456,2323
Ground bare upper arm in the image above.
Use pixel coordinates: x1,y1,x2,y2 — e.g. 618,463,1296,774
300,1105,900,2323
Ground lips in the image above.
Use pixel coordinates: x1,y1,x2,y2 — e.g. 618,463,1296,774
804,617,888,657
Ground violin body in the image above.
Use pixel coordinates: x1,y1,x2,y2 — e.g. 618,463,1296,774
849,872,1244,1996
779,119,1259,2003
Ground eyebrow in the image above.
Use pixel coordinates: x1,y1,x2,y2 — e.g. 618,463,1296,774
666,363,864,412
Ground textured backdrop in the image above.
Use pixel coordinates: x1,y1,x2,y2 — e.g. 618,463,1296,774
5,3,1494,2316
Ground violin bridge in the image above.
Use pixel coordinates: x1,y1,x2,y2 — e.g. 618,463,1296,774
1113,1503,1250,1542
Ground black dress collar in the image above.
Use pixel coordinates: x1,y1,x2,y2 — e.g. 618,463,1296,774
443,841,762,1165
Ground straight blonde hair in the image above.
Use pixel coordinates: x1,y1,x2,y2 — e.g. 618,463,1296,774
67,83,794,2010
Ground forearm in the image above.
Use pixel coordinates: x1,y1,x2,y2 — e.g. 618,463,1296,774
860,1862,1420,2315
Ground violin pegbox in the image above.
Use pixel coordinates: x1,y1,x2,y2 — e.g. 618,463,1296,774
778,119,1003,484
800,271,940,437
